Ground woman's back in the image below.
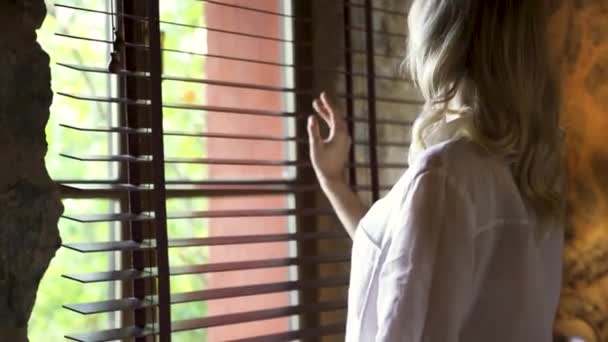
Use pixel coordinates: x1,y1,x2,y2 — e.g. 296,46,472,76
462,218,563,341
346,138,563,341
432,138,563,341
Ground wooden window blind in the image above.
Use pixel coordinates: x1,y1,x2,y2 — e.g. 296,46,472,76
41,0,418,340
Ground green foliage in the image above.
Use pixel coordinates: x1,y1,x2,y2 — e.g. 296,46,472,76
160,1,209,338
161,0,208,182
30,1,209,341
29,200,118,341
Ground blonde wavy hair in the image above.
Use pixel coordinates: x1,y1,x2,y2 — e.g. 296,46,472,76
405,0,564,224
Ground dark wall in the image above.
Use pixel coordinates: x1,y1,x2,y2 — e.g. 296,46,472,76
0,0,62,340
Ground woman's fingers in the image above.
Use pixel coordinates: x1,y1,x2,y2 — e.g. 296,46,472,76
313,98,332,127
308,93,353,185
307,115,322,150
312,92,349,143
320,92,335,117
313,96,336,141
320,92,347,130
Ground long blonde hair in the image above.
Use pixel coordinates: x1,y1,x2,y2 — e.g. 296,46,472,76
405,0,564,224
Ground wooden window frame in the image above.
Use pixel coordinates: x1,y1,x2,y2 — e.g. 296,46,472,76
52,0,418,340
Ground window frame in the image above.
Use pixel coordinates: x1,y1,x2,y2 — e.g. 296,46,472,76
49,0,410,340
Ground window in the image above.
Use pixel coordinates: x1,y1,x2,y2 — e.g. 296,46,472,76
30,1,121,339
31,0,417,340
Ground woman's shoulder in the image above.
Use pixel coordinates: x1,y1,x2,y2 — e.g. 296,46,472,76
409,137,532,233
410,137,491,180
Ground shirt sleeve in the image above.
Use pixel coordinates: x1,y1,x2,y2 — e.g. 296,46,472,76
375,169,475,342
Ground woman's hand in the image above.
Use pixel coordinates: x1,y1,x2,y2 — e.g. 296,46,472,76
308,92,352,188
308,92,365,238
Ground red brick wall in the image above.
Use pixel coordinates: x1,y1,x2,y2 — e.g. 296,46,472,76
205,1,291,340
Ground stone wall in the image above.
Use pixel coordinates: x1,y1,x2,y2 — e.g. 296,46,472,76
551,1,608,341
0,0,63,340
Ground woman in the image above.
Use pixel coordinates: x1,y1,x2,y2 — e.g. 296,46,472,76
308,1,564,341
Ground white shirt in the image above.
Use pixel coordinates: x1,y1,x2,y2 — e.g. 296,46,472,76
345,138,564,342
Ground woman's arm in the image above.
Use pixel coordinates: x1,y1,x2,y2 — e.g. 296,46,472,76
318,179,368,239
308,92,367,238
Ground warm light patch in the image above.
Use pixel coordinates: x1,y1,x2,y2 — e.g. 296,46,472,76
552,1,608,341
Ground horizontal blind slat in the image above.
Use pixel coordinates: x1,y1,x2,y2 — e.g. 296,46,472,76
58,181,394,198
169,231,347,247
172,277,349,303
65,325,156,342
64,297,155,315
63,240,154,253
59,124,410,147
59,153,409,169
227,322,345,342
62,207,336,223
63,276,349,314
57,91,415,125
171,301,346,332
171,255,350,275
63,232,347,252
63,269,157,283
57,91,149,105
62,212,153,223
62,255,350,283
57,60,411,83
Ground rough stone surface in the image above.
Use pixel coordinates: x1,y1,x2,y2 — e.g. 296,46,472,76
0,0,63,340
552,1,608,341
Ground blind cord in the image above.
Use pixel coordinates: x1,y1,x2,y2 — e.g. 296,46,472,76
108,0,123,73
